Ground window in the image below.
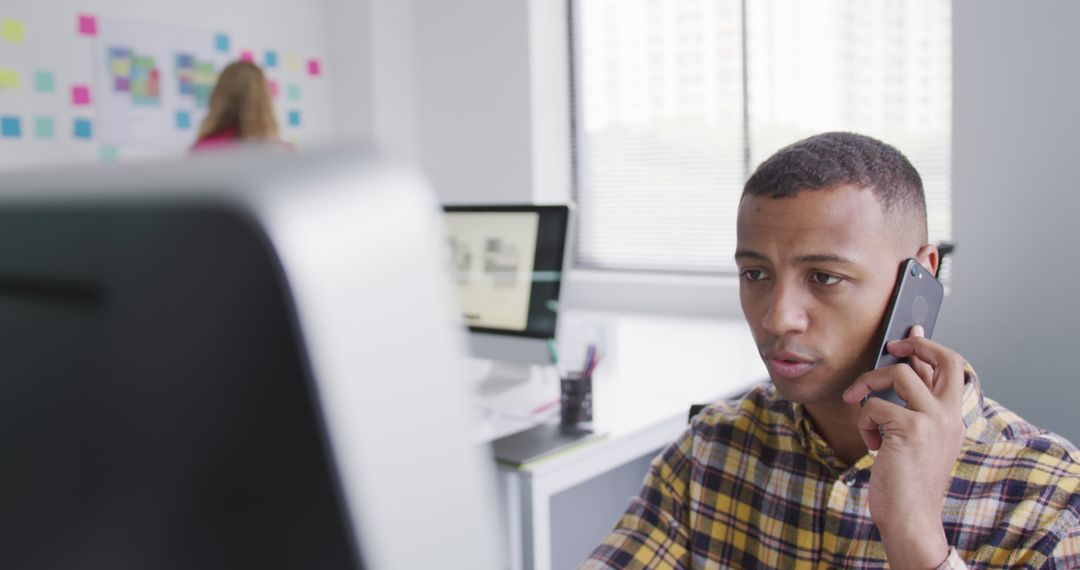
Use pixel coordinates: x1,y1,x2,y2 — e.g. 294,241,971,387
572,0,951,274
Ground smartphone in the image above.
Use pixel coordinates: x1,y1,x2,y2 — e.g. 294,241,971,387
865,258,944,407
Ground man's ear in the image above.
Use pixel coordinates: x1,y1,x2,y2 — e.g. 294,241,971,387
915,243,940,277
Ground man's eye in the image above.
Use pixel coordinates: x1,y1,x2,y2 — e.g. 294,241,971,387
740,269,766,282
811,272,841,285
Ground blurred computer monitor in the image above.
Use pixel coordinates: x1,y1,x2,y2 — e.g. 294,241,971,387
442,205,570,384
0,148,499,570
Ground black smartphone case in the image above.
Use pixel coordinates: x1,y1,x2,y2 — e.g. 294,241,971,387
867,259,944,406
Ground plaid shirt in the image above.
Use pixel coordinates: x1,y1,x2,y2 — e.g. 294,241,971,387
582,372,1080,569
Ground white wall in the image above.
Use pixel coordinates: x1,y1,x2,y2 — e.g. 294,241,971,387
0,0,334,169
936,0,1080,443
324,0,373,146
342,0,572,204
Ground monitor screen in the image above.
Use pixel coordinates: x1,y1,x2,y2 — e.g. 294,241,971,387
443,205,569,339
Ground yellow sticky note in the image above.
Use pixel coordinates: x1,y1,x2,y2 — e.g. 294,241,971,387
285,53,300,71
112,58,131,77
1,17,26,45
0,68,19,89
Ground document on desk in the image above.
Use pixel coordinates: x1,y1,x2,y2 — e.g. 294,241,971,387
491,423,606,469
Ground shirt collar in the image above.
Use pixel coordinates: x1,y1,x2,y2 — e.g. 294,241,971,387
787,364,984,472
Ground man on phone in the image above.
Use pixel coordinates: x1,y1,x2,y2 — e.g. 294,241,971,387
582,132,1079,569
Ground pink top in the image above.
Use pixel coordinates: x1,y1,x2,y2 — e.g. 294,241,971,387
190,126,294,153
190,126,242,152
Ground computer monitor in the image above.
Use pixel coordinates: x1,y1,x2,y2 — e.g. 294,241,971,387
442,205,570,384
0,147,499,570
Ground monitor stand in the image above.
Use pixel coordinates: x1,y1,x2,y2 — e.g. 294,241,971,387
466,333,556,395
475,361,534,396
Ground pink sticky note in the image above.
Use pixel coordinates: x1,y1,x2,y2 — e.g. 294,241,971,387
307,59,321,76
78,14,98,36
267,79,279,98
239,50,254,62
72,84,91,105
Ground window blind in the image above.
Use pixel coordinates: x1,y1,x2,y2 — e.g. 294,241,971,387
573,0,952,274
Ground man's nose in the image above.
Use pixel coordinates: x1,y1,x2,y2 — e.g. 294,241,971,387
761,281,809,337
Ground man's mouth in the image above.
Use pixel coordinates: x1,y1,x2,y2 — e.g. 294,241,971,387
763,350,818,379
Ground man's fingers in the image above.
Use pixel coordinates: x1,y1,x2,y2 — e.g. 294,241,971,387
909,355,934,389
906,325,933,388
885,335,966,407
843,364,936,411
856,397,911,451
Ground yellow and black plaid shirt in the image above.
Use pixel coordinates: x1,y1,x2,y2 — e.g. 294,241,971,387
582,372,1080,569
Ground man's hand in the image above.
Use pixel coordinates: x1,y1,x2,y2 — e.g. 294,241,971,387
841,326,966,570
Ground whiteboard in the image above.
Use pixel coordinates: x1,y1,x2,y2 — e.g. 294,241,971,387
96,18,230,148
0,2,332,169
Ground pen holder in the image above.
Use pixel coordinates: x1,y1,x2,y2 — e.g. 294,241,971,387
560,371,593,427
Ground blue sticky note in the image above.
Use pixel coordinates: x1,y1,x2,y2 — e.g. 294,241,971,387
100,144,118,162
176,110,191,129
1,115,21,138
74,118,93,139
34,70,55,93
264,50,277,68
34,116,54,138
214,33,230,53
287,83,300,101
287,110,301,127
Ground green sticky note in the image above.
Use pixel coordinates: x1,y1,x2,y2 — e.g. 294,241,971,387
99,145,118,163
34,116,54,139
34,70,54,93
287,83,300,101
1,17,26,45
0,68,19,89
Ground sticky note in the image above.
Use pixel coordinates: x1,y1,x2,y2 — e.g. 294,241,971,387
175,110,191,129
73,118,92,139
264,50,277,68
100,145,118,162
287,83,300,101
214,33,229,52
34,116,53,138
114,76,130,92
239,50,254,63
78,14,97,36
34,70,54,92
285,54,300,71
307,59,321,76
1,116,21,138
72,85,91,105
267,79,278,98
287,110,301,127
2,17,25,45
112,58,131,77
0,68,19,89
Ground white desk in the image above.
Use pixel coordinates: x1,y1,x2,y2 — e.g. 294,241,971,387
477,312,767,570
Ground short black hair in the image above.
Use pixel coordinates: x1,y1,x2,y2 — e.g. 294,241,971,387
743,132,926,223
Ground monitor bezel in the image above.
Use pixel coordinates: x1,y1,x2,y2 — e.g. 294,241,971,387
442,204,570,340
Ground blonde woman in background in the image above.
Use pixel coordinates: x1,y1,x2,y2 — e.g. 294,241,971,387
191,61,291,152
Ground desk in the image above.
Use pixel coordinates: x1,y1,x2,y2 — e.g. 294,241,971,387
478,312,767,570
